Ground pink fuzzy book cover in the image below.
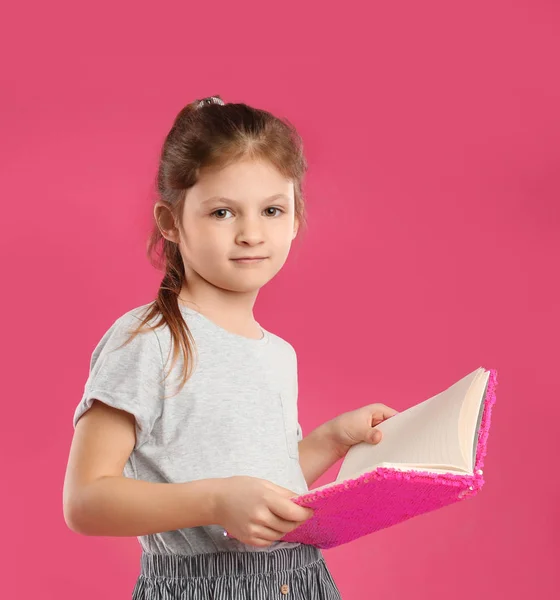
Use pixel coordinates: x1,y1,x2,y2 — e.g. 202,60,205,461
281,368,498,549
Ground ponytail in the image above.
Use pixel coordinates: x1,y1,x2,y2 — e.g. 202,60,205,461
122,234,197,399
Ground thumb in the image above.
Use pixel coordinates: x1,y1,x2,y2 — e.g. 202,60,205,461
370,429,382,444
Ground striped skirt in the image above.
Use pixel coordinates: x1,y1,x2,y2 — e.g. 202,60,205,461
132,544,342,599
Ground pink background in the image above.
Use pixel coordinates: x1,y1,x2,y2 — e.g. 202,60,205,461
1,1,558,598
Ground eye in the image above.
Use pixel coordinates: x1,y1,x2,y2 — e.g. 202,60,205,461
265,207,284,217
211,208,233,220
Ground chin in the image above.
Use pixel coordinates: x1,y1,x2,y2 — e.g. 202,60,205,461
220,275,275,293
230,280,271,293
200,263,281,293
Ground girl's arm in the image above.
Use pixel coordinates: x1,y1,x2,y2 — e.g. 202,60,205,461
297,420,346,488
63,400,223,537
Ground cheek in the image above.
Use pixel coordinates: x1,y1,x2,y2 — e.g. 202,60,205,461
273,226,295,252
186,229,225,262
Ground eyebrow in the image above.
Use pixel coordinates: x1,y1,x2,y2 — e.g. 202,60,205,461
201,193,290,206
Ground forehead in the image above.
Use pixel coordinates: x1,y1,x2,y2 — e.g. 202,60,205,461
188,159,294,204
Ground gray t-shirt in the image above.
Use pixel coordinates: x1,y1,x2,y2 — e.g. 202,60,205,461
73,303,310,555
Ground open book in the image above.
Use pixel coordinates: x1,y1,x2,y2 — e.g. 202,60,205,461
281,366,498,548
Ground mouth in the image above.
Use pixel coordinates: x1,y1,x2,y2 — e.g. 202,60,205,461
230,257,268,263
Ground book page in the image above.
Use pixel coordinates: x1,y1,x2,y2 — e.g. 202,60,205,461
335,368,485,482
460,370,489,467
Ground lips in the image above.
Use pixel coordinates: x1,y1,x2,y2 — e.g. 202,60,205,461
231,257,267,260
230,257,268,264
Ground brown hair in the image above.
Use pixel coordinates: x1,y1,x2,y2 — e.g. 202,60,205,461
122,95,309,397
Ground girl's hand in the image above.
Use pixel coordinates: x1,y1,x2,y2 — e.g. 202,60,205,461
328,403,399,458
213,476,314,547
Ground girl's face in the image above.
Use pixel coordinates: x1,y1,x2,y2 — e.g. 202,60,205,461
177,158,299,294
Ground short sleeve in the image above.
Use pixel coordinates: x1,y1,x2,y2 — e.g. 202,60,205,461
73,313,165,449
296,422,303,442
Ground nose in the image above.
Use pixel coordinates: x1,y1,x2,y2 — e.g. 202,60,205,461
235,216,265,246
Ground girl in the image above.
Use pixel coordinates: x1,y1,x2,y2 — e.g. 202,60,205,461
63,95,397,599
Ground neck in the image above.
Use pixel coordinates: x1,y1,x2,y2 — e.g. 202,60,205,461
177,281,259,325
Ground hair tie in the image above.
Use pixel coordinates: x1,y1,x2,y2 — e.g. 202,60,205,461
194,96,225,109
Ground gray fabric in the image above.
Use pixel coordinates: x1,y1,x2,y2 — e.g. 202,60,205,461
132,545,342,599
73,303,310,555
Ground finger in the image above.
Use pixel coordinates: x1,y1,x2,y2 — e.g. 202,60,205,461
371,406,398,423
265,511,313,534
252,524,290,542
254,517,309,542
379,404,398,418
281,519,309,535
266,485,314,522
272,500,314,527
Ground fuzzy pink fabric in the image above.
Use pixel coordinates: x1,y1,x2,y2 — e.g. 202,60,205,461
282,368,498,548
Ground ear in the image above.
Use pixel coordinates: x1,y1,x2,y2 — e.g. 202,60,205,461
292,216,300,240
154,202,180,243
